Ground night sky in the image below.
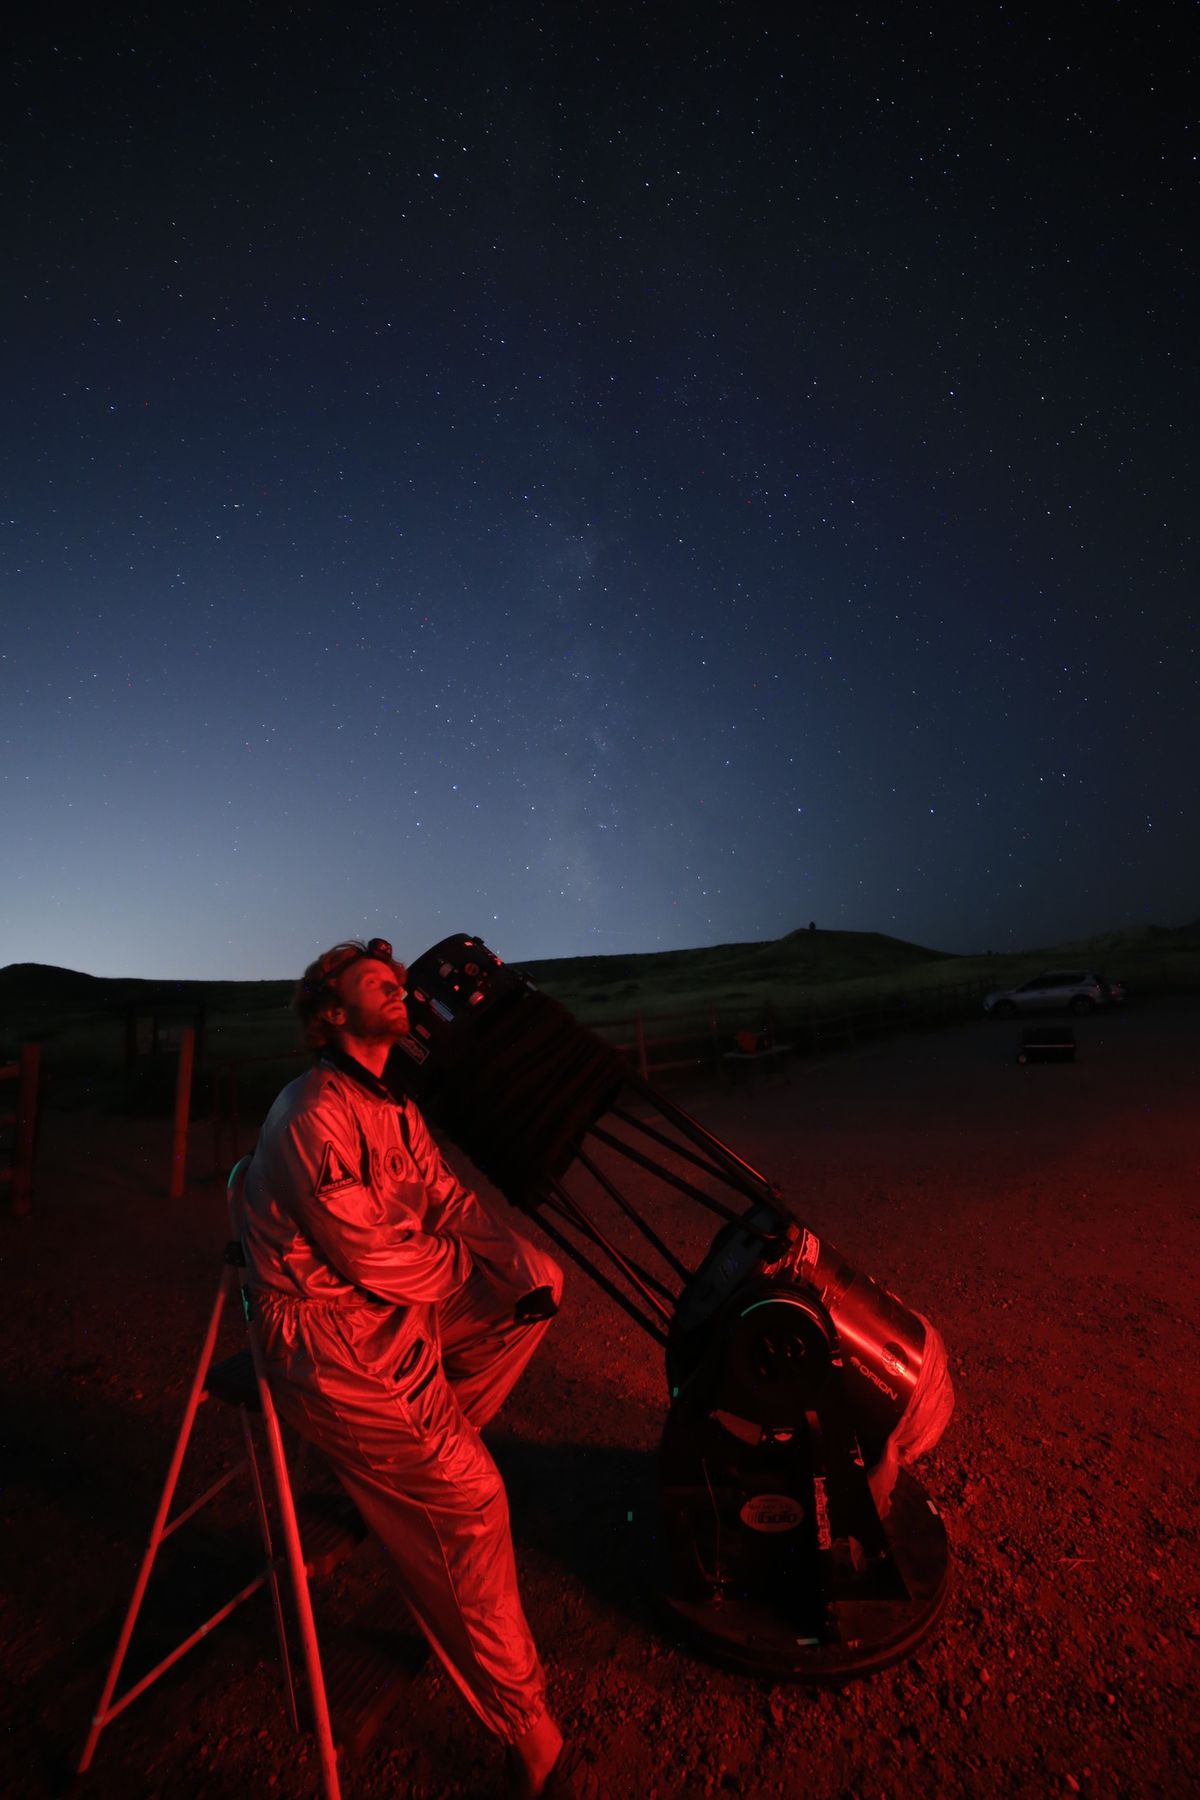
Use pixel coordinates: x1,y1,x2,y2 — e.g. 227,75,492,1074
4,4,1196,979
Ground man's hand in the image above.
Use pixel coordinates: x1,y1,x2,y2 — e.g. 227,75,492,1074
513,1285,559,1322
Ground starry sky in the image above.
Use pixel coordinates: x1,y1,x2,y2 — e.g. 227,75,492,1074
3,3,1196,979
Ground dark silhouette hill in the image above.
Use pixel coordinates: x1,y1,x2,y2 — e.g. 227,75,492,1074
0,962,290,1014
519,926,951,1001
1,928,949,1018
2,919,1196,1032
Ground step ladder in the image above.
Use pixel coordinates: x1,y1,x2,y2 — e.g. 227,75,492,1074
77,1157,415,1795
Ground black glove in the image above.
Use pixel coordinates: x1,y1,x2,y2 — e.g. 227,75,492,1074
514,1284,559,1322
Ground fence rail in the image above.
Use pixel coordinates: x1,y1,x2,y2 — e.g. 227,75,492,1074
591,974,1000,1081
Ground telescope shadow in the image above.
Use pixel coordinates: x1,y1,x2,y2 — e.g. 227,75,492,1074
489,1433,665,1633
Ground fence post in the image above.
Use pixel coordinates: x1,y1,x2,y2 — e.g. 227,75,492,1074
230,1064,243,1163
10,1042,41,1218
169,1027,196,1200
210,1065,224,1178
635,1015,649,1082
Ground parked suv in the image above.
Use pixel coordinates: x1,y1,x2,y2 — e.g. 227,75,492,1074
983,969,1124,1018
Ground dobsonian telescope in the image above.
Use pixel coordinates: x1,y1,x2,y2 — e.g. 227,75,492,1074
386,934,954,1678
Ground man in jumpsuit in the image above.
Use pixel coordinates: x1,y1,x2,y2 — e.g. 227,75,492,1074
242,938,575,1798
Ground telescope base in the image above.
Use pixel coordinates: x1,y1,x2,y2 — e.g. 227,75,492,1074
663,1468,950,1680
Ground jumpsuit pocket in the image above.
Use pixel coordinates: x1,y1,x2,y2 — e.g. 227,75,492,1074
392,1332,444,1411
393,1336,425,1382
393,1335,439,1406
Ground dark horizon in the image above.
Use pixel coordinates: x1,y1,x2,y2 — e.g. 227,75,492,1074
5,909,1197,993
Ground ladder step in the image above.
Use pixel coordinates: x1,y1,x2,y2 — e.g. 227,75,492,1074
323,1623,430,1758
296,1488,369,1577
205,1348,259,1409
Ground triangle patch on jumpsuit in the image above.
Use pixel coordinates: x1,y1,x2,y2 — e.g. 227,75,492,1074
315,1141,360,1196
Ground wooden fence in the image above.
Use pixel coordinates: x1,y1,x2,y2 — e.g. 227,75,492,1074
204,969,1100,1166
211,1049,309,1174
593,975,999,1081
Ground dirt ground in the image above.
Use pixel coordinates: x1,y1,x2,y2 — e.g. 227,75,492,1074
2,998,1198,1799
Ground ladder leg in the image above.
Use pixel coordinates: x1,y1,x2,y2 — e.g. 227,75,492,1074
239,1407,301,1734
258,1391,341,1800
78,1272,231,1774
228,1158,340,1797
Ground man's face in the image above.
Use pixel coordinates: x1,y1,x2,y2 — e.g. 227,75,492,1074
327,956,409,1044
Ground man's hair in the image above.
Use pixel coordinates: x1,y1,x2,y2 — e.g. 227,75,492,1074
293,941,368,1050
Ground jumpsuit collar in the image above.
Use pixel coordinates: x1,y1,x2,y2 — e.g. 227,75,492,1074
319,1045,405,1105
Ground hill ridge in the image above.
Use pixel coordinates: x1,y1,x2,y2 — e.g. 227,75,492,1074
3,918,1197,1017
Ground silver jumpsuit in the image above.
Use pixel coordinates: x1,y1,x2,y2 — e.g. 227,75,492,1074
242,1053,562,1743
